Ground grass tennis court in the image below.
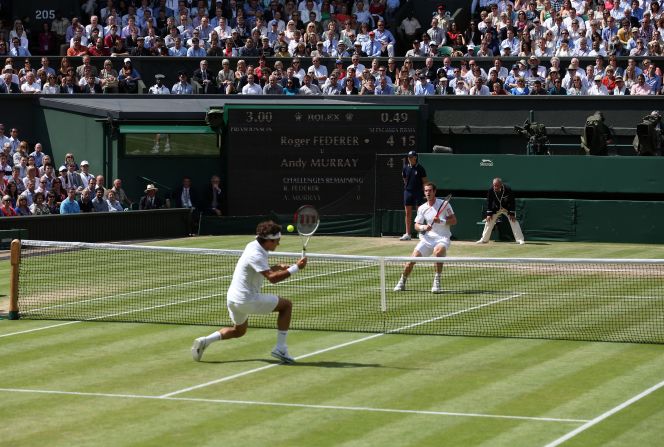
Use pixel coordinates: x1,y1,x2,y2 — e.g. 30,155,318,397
2,236,664,446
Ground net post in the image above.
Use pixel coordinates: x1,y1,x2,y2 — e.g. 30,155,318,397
8,239,21,320
379,257,387,312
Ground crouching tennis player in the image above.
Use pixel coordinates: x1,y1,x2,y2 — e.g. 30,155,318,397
192,220,307,363
393,182,457,293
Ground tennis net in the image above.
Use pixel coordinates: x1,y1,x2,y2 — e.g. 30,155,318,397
12,239,664,344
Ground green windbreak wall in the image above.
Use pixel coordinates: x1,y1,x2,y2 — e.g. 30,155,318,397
419,154,664,194
380,198,664,244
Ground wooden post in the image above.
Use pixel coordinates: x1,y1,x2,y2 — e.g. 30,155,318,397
8,239,21,320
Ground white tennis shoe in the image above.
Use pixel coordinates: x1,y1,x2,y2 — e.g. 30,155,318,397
399,234,412,241
271,346,295,364
151,144,159,154
393,278,406,291
191,337,208,361
517,240,525,245
431,276,442,293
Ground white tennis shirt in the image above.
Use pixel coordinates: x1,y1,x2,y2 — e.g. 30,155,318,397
227,240,270,303
415,198,454,241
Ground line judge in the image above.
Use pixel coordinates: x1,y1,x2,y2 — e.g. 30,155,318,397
476,178,525,245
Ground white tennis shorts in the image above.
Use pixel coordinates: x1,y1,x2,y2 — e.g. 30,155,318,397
227,293,279,325
415,237,451,257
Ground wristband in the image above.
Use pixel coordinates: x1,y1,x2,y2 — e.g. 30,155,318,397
287,264,299,275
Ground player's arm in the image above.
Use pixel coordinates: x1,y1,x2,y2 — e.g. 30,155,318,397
261,257,307,283
445,213,457,226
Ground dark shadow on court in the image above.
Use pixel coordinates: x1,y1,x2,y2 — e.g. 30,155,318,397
200,359,387,369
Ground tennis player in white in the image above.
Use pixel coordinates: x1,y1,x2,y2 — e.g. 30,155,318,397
191,221,307,363
394,182,457,293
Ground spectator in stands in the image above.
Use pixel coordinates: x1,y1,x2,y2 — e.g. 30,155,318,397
263,74,284,94
106,190,124,212
1,194,17,216
201,175,223,216
60,188,80,214
77,160,93,189
193,60,216,94
242,74,263,94
14,194,31,215
118,58,141,94
91,187,108,212
139,184,163,210
76,187,93,212
171,71,193,94
50,178,66,203
29,192,49,215
67,37,88,57
109,179,132,209
631,73,652,95
99,60,118,94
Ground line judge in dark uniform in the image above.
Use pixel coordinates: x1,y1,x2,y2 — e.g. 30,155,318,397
476,177,525,245
400,150,428,241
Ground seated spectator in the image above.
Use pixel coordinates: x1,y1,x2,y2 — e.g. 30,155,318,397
77,188,93,212
0,194,17,216
45,191,60,214
100,60,119,94
106,190,124,212
510,77,530,95
29,191,49,214
202,175,222,216
172,71,193,94
59,187,80,214
631,73,652,95
118,58,141,94
91,187,109,212
15,194,31,215
109,178,132,209
139,184,163,210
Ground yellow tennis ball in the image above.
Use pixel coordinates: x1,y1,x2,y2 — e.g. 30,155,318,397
287,224,295,233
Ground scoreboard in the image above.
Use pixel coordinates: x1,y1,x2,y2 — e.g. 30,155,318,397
223,104,421,215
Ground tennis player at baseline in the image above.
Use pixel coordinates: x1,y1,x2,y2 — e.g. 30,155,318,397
394,182,457,293
191,221,307,363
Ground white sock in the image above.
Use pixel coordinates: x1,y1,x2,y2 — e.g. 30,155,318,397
434,273,441,278
277,330,288,349
400,275,406,283
204,331,222,344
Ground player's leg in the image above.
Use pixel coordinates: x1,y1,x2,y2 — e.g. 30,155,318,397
152,134,161,153
431,242,448,293
271,297,295,363
394,244,428,291
164,134,171,152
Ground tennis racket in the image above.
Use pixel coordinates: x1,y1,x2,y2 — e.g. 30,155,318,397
294,205,320,257
423,193,452,234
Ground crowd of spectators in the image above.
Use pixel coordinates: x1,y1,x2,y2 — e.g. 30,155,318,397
0,1,662,96
0,123,136,215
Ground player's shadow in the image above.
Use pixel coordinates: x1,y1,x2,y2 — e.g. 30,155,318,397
200,359,383,368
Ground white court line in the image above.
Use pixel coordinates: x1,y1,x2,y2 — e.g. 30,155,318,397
543,377,664,447
161,293,526,398
0,292,225,339
0,387,586,423
0,321,82,338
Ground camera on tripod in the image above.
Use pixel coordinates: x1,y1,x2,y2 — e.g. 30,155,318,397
514,120,550,155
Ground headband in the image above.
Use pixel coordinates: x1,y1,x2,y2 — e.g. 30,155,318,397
259,232,282,240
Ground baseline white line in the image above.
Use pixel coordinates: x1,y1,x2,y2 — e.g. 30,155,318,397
543,377,664,447
0,387,586,423
161,293,526,398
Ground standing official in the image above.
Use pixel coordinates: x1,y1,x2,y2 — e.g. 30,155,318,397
400,150,428,241
476,178,525,245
